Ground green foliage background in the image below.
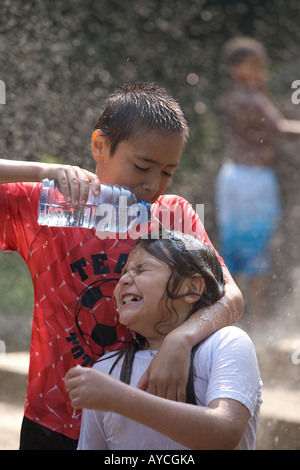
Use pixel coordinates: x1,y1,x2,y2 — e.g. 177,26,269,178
1,0,300,314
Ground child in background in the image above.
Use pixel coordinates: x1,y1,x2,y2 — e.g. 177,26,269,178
66,233,262,450
216,37,300,320
0,82,243,449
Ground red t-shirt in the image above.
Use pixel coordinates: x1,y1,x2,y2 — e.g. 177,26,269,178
0,182,223,439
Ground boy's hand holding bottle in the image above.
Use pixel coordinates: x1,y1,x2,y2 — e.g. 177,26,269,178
38,163,101,206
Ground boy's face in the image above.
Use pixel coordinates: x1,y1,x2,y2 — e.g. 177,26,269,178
92,129,184,203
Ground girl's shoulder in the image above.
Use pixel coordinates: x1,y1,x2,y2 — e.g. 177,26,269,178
196,326,256,363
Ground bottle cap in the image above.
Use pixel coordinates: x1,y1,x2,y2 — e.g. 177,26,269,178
137,200,151,224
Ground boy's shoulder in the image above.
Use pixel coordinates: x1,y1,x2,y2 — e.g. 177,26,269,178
153,193,196,222
153,193,208,242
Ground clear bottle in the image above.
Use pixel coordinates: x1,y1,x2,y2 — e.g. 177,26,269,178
37,179,151,232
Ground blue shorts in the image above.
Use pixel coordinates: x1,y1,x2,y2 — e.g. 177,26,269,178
215,163,281,277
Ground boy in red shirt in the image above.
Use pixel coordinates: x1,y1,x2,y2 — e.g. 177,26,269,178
0,82,243,449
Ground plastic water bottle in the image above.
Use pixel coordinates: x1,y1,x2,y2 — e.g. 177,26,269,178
37,179,151,233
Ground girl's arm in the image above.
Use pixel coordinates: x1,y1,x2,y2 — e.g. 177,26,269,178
138,266,243,401
66,366,250,450
0,158,100,204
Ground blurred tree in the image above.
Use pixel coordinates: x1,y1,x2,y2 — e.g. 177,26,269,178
0,0,299,173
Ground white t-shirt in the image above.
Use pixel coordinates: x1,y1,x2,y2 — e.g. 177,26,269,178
77,326,263,450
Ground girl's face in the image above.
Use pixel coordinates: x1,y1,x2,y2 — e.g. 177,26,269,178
92,129,184,203
113,247,190,349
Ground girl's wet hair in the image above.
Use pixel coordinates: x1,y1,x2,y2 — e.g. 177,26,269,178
104,232,225,404
134,233,224,322
94,82,189,155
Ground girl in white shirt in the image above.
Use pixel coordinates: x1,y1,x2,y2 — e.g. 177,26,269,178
66,232,262,450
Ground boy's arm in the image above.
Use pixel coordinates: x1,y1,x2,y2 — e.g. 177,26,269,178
66,366,250,450
0,159,100,204
137,266,243,401
277,119,300,138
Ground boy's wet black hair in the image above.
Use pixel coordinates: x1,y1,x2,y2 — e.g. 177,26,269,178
94,82,189,155
104,232,225,405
